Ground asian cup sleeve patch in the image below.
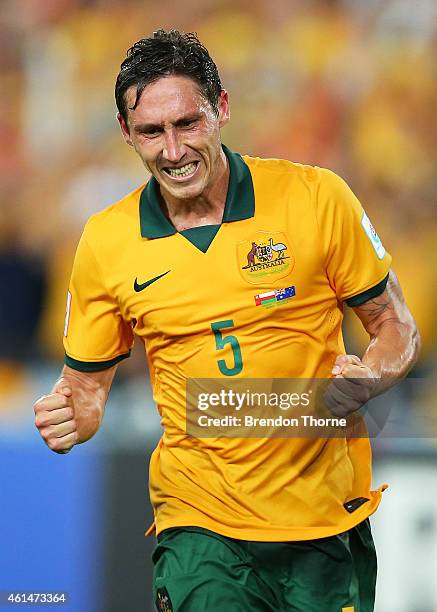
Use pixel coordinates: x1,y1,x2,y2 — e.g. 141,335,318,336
361,212,386,260
155,586,173,612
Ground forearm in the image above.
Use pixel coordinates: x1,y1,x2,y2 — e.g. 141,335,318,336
361,318,421,395
354,270,421,396
53,365,116,443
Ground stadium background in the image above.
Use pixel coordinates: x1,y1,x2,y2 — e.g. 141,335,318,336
0,0,435,610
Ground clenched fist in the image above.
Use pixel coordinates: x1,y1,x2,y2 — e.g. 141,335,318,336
34,381,78,454
324,354,376,417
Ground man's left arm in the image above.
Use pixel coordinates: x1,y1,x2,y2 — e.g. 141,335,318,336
328,270,421,415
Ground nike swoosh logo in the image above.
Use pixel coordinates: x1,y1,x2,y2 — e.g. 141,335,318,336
134,270,171,292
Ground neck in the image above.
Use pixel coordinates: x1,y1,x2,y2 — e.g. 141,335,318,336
159,149,229,231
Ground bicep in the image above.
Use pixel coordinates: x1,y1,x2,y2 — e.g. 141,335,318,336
64,229,134,367
352,270,415,337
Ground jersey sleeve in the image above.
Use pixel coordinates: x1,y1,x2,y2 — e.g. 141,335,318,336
63,227,134,371
314,168,392,304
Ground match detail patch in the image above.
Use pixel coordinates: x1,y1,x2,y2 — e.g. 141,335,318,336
254,286,296,308
361,212,386,260
64,291,72,337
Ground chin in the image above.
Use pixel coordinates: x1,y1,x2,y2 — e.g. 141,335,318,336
166,178,206,200
172,187,203,201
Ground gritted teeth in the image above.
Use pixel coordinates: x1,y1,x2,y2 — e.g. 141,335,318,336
165,162,197,177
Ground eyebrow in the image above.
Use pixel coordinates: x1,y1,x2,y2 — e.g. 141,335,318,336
133,113,202,133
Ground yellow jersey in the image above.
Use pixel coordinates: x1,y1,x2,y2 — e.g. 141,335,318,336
64,146,391,541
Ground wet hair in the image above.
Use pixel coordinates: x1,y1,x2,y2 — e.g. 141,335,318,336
115,29,223,125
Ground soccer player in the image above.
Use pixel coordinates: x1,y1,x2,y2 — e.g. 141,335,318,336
34,30,420,611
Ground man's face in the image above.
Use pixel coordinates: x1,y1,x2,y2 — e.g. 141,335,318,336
118,75,230,201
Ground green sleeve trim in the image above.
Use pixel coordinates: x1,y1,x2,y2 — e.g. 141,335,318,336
64,351,131,372
345,274,389,307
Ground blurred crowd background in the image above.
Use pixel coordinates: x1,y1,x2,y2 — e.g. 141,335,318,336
0,1,436,611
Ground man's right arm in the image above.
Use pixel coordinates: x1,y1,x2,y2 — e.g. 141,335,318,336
34,364,117,454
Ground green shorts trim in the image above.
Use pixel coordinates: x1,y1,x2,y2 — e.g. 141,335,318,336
152,521,376,611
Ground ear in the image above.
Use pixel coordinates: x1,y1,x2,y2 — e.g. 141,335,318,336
217,90,230,128
117,112,133,146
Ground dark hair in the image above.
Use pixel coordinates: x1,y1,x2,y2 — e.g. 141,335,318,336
115,29,223,125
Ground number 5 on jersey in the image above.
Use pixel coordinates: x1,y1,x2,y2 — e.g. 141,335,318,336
211,320,243,376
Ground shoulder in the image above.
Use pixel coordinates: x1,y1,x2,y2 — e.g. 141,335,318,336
242,154,318,183
240,154,352,208
242,154,348,189
82,184,144,245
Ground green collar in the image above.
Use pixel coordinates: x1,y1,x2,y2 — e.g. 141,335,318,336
139,144,255,239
